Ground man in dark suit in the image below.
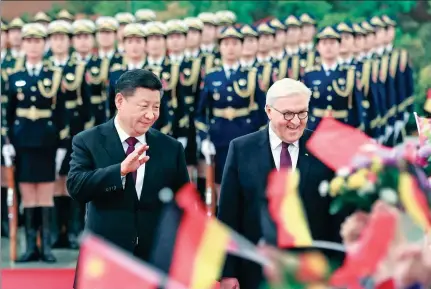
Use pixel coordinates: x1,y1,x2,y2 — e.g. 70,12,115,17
218,78,344,289
67,69,189,287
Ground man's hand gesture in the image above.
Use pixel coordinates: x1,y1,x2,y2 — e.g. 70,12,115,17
120,144,149,176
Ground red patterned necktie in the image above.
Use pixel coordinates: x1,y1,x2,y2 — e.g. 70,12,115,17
125,137,139,183
280,142,292,169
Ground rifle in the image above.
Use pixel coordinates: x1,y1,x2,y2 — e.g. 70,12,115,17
205,151,216,217
4,139,17,262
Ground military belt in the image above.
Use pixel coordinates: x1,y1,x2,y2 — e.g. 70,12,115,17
213,107,249,121
65,100,78,109
16,106,52,121
90,95,105,104
312,108,348,119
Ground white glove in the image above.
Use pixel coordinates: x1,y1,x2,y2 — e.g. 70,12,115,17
201,139,216,165
385,125,394,141
177,137,188,149
404,112,410,124
378,135,385,144
394,120,405,136
55,148,67,174
2,144,15,167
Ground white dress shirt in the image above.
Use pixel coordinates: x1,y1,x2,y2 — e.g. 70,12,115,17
115,117,146,199
240,58,255,68
98,49,115,59
52,57,69,67
1,50,6,61
127,60,146,70
147,57,164,67
184,49,200,59
268,123,299,170
169,54,184,65
223,62,240,79
75,53,92,63
26,62,43,76
200,43,215,53
321,62,338,76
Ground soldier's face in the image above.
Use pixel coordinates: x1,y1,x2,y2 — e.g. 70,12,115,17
301,24,316,42
146,35,165,57
116,87,161,135
49,33,70,55
7,29,22,47
202,24,216,44
220,37,242,61
22,38,45,59
365,33,376,50
242,36,258,57
375,28,386,46
266,95,309,143
274,30,286,49
186,30,201,49
96,31,116,48
353,35,365,54
166,33,186,53
317,38,340,59
385,27,395,44
124,37,146,59
73,33,94,54
1,31,7,50
286,27,301,45
340,33,354,54
117,25,126,42
258,34,274,53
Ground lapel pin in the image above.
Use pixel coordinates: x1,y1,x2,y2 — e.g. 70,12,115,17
305,153,309,156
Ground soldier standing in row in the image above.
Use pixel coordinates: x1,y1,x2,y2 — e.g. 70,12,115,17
197,26,266,191
302,25,365,132
239,24,259,69
3,23,69,263
114,12,135,55
71,19,95,64
198,12,221,69
299,13,319,70
2,18,25,74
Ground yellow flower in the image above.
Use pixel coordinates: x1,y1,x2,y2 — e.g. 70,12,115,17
370,157,383,173
347,171,367,190
329,177,345,197
356,168,369,176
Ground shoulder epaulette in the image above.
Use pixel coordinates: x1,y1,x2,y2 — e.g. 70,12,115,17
304,65,320,73
110,63,123,72
207,66,222,74
49,66,62,73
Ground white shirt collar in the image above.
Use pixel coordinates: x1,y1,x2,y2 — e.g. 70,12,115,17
200,43,215,53
114,117,146,145
256,55,271,63
169,53,184,64
285,46,299,56
98,49,115,59
376,46,385,56
240,58,255,68
25,62,43,75
223,62,240,73
268,123,299,150
271,50,285,60
11,49,25,58
128,60,146,70
52,56,69,67
321,62,338,72
185,49,200,59
76,53,92,63
338,57,352,65
386,44,393,52
147,56,164,66
1,50,6,60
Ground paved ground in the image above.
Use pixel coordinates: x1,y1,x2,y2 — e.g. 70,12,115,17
1,228,78,269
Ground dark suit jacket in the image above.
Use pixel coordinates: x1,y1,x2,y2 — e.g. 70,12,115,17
217,127,346,289
67,119,189,286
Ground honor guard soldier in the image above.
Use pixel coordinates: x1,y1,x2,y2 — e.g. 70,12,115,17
196,26,266,187
107,23,147,118
215,10,236,37
184,17,203,59
85,16,120,126
3,23,69,263
46,20,91,249
33,12,52,57
382,15,414,144
56,9,74,24
71,19,96,64
302,25,365,132
283,15,302,79
114,12,136,54
352,22,384,140
239,24,259,69
1,21,10,237
142,21,175,135
3,17,25,74
255,22,275,93
337,22,356,67
134,9,156,25
198,12,222,76
299,13,319,68
269,18,287,61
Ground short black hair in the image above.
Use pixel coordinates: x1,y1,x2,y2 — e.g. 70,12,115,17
115,69,163,97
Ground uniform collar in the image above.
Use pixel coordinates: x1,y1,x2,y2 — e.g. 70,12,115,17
256,55,272,64
240,58,255,68
26,62,43,76
321,62,338,72
11,49,25,58
338,56,353,65
52,56,69,67
185,49,200,59
169,53,184,64
285,46,299,56
386,44,393,53
147,56,164,66
376,46,385,56
268,122,299,150
127,60,146,70
1,50,6,61
223,62,240,73
271,50,285,60
75,53,92,63
114,116,146,145
200,43,215,53
98,49,115,59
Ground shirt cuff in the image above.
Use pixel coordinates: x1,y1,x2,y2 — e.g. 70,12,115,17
121,175,126,189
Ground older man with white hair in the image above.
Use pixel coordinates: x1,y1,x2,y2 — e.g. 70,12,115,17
217,78,345,289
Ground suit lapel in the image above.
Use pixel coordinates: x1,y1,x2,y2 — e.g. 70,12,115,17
100,119,126,164
297,130,312,194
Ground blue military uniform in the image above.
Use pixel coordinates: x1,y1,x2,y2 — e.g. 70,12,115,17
2,18,26,76
302,26,365,132
195,26,266,183
299,13,320,73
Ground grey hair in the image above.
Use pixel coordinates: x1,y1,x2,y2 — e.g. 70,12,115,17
265,78,312,106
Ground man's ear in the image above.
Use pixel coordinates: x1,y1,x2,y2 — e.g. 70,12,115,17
265,104,272,121
115,93,123,110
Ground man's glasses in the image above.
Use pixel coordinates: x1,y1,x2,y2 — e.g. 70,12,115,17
270,106,308,121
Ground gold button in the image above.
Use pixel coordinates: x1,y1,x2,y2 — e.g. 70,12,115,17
169,110,174,115
310,117,315,122
31,96,36,102
31,86,37,92
74,111,79,116
227,96,233,102
48,121,53,125
327,86,332,91
98,105,103,110
327,95,332,101
51,104,55,109
189,107,194,112
15,120,19,125
227,86,233,92
210,119,215,124
246,118,251,123
327,105,332,110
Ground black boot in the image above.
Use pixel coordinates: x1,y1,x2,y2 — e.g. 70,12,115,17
68,199,81,249
40,207,56,263
52,196,70,248
16,208,39,262
1,187,9,238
